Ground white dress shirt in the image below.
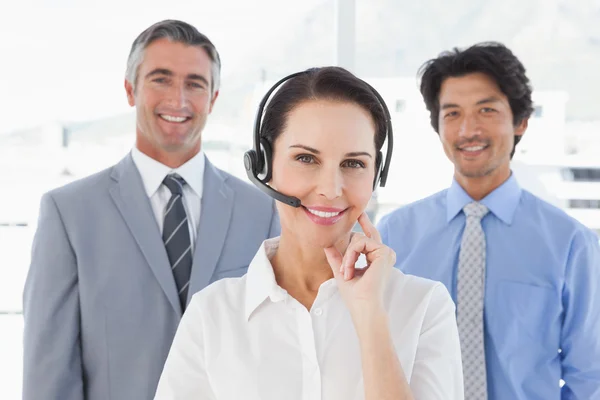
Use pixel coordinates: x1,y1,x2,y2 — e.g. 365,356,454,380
131,147,204,249
154,238,464,400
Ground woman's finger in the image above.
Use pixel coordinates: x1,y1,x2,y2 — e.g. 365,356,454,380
357,212,382,243
341,235,385,280
340,233,365,272
323,246,343,280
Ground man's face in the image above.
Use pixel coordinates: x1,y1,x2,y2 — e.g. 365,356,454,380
437,72,527,185
125,38,218,164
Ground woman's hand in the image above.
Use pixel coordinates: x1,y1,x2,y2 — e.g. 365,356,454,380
323,212,396,323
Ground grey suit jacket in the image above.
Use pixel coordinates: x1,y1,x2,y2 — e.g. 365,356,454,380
22,153,280,400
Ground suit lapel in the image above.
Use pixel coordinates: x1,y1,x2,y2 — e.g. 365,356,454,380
109,154,182,317
189,158,233,297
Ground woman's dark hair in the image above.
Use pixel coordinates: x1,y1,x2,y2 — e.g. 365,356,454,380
418,42,534,158
260,67,387,152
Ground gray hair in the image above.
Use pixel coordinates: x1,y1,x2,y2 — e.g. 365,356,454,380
125,19,221,96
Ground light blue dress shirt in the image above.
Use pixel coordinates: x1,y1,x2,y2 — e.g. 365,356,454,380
377,173,600,399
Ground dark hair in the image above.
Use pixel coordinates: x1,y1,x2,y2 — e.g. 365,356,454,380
126,19,221,94
418,41,534,158
260,67,387,153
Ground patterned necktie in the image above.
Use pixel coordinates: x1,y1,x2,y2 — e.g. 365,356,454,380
162,174,193,311
457,202,489,399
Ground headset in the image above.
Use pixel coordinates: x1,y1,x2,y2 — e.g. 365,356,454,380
244,69,394,208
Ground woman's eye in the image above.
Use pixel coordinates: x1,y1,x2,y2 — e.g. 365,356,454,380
343,159,365,169
296,154,315,164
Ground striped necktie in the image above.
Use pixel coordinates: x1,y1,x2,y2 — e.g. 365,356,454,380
162,174,193,311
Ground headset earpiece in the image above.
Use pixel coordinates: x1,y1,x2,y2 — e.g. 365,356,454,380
243,149,258,176
257,139,273,183
243,139,272,184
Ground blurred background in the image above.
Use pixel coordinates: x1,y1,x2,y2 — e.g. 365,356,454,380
2,0,600,397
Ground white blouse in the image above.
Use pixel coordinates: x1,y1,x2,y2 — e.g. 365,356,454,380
155,237,464,400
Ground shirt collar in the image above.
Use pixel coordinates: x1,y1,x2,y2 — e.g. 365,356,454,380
244,237,289,321
131,146,205,199
446,171,522,225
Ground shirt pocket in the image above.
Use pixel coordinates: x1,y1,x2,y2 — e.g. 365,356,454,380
488,281,560,354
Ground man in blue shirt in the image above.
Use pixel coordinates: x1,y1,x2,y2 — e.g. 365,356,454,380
377,42,600,399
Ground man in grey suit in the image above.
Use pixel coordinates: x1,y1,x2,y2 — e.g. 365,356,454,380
22,20,280,400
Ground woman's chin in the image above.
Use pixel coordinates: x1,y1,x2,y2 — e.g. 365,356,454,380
304,228,353,249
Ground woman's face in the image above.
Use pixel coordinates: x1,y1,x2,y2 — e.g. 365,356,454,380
270,99,377,249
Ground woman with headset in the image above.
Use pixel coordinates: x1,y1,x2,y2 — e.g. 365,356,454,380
154,67,463,400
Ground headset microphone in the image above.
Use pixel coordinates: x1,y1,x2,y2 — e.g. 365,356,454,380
243,151,301,207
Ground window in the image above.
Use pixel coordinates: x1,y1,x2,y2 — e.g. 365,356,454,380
562,168,600,182
568,199,600,209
